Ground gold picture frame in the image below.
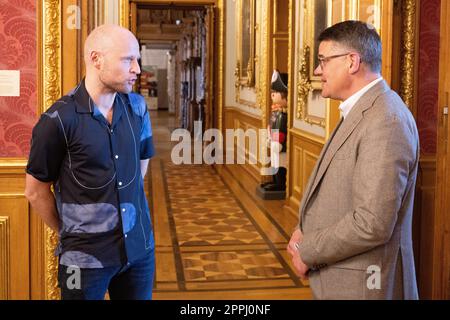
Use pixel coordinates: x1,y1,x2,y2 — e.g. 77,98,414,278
235,0,256,87
307,0,329,88
40,0,62,300
296,0,329,125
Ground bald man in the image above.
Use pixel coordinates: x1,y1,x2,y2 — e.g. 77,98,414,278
25,24,155,300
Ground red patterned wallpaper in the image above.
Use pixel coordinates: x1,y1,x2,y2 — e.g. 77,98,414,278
0,0,36,157
417,0,440,154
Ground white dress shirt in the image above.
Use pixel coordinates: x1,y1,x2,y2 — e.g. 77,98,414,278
339,77,383,119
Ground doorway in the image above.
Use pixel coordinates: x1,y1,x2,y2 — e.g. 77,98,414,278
128,2,216,135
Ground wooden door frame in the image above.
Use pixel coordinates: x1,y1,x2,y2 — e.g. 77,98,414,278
122,0,221,134
435,0,450,300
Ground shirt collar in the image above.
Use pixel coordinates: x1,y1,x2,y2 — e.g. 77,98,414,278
70,79,125,122
89,95,125,129
70,79,94,114
339,77,383,119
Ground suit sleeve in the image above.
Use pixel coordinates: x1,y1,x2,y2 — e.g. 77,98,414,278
297,113,418,267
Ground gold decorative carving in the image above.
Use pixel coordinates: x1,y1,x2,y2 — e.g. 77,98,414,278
218,0,224,133
399,0,416,109
0,158,28,174
295,0,326,127
205,5,215,132
45,227,59,300
235,0,256,88
235,61,241,103
260,1,268,124
296,46,312,119
235,63,257,107
119,0,130,28
286,0,294,196
256,0,272,177
42,0,61,300
0,217,10,300
305,0,328,89
43,0,61,113
296,46,325,126
246,59,254,86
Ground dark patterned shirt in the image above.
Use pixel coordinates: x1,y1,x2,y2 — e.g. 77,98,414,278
26,79,155,268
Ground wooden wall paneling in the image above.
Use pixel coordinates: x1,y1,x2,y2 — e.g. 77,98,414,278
0,215,10,299
224,108,262,185
273,39,289,74
0,162,30,300
348,0,394,85
0,197,29,299
331,0,346,24
30,208,46,300
412,156,437,299
288,129,323,213
288,135,303,210
244,122,261,177
285,0,295,197
130,2,137,35
325,98,342,140
274,0,289,33
79,0,94,80
273,0,289,74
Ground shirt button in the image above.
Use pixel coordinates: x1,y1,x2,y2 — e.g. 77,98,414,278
111,129,114,133
115,155,119,159
122,208,126,212
125,234,128,238
127,262,130,266
118,181,123,186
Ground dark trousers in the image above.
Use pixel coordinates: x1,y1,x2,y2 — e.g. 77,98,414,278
58,250,155,300
274,167,287,190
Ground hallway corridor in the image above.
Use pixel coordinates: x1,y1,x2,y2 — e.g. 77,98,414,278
146,111,312,299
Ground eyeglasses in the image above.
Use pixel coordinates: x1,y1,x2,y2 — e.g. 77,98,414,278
317,52,351,69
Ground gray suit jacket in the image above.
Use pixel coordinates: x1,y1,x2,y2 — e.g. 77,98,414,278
297,80,419,300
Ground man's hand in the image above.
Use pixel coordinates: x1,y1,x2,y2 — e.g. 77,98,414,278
287,228,309,280
287,228,303,257
292,249,309,280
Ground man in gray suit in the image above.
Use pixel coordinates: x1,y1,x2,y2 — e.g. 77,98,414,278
287,20,419,299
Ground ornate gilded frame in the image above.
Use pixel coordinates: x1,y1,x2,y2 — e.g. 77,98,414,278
235,0,256,88
295,0,329,125
306,0,329,87
399,0,416,109
40,0,61,300
296,0,384,125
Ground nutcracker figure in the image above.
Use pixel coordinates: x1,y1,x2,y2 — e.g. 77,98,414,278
261,69,288,192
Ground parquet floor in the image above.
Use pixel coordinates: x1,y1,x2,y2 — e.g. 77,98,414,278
145,111,312,299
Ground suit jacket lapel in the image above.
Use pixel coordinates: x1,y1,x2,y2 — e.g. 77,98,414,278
300,80,390,217
299,117,343,216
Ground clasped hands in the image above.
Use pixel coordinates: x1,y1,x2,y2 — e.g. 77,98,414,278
287,228,310,280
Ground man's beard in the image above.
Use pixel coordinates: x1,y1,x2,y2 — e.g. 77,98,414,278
99,74,131,94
